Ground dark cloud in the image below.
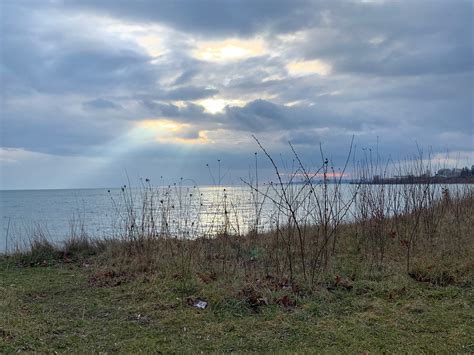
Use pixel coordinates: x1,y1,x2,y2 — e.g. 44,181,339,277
281,130,322,146
222,99,394,133
1,103,127,155
173,68,201,86
3,42,158,95
64,0,473,77
83,98,122,110
1,0,472,189
65,0,318,38
225,100,287,132
289,2,473,76
140,101,208,120
161,86,218,101
131,86,219,106
2,4,160,96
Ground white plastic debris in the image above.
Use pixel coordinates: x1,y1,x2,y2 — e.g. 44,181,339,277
194,300,208,309
186,297,209,309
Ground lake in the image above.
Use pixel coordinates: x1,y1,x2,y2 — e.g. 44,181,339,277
0,185,278,252
1,183,469,253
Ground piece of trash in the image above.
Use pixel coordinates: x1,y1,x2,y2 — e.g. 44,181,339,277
186,297,208,309
194,300,208,309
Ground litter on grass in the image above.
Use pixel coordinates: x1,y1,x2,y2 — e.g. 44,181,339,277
186,297,208,309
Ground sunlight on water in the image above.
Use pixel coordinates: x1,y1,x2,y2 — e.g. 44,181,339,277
0,184,468,253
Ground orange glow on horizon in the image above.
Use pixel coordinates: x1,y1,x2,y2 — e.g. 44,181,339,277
283,172,349,179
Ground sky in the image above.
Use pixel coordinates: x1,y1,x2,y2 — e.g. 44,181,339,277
0,0,473,189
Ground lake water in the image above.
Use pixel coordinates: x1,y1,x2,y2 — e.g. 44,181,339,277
1,183,469,253
0,186,278,253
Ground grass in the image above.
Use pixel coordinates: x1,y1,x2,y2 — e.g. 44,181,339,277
1,145,473,352
0,260,473,353
1,190,473,353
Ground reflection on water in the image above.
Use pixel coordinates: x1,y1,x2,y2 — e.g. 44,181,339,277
0,185,347,251
0,183,469,253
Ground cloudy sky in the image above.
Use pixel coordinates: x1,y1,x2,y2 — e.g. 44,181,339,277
1,0,473,189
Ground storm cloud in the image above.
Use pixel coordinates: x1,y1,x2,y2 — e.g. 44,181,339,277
0,0,472,189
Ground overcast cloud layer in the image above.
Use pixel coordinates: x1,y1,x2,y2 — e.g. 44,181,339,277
1,0,473,189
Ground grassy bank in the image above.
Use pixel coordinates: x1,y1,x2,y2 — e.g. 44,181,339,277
0,260,473,353
1,188,473,352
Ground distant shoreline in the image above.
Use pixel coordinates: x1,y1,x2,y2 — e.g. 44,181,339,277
350,176,474,185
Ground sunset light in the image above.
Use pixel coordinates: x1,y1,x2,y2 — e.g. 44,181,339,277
1,1,473,351
193,38,266,61
197,98,246,114
287,59,332,76
136,119,207,144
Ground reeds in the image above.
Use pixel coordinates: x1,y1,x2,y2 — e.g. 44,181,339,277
4,140,473,289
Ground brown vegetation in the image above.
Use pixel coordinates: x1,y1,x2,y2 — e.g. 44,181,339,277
7,142,473,293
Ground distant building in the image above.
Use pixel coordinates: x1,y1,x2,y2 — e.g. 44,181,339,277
436,168,463,178
436,168,451,177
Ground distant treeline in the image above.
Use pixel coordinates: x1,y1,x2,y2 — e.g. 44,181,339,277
354,166,474,185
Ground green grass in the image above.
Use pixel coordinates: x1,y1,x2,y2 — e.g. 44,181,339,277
1,260,473,353
2,190,472,352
